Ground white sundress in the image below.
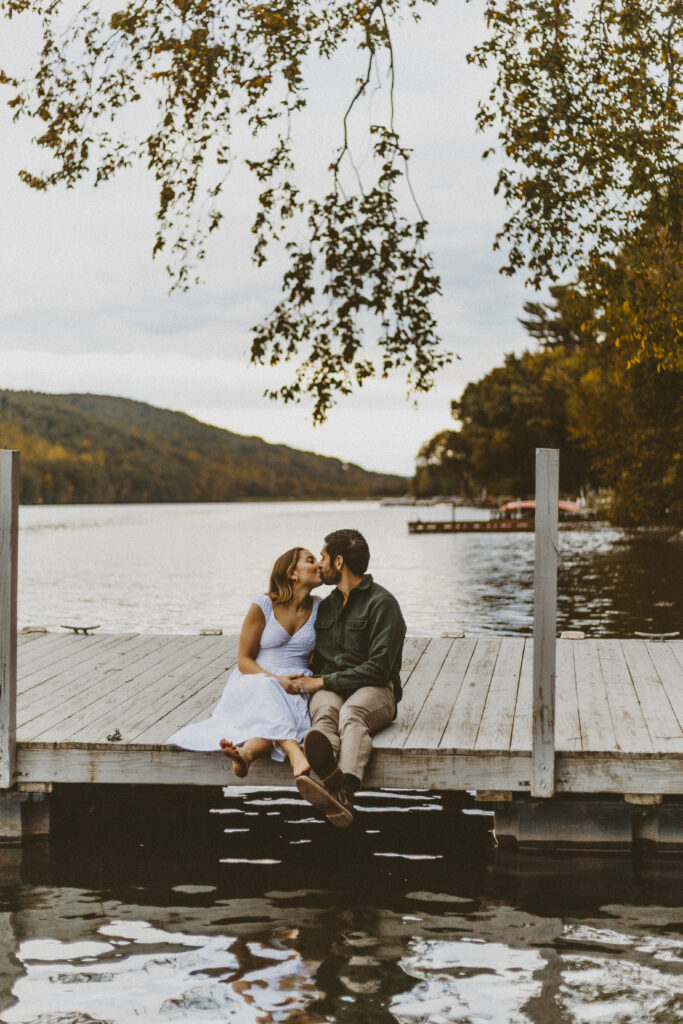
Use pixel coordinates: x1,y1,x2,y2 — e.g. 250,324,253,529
166,594,319,761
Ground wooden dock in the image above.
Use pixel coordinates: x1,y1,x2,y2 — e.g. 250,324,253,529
408,519,535,533
407,520,595,533
13,631,683,796
3,447,682,848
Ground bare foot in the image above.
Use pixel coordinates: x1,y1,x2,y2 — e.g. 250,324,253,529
220,738,249,778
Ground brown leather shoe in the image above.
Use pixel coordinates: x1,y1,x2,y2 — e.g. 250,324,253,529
304,729,345,790
295,775,354,828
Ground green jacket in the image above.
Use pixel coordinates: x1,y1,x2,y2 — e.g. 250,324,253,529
312,575,406,702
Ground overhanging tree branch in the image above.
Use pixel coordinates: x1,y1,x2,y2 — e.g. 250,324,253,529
1,0,444,420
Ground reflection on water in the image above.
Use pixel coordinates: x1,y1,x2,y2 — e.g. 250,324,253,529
0,789,682,1024
17,502,683,636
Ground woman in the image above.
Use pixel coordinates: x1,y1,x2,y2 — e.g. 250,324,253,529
166,547,321,779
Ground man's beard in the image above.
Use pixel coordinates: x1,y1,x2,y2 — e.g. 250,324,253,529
320,566,341,585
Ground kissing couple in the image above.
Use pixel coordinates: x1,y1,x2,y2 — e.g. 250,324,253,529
167,528,406,828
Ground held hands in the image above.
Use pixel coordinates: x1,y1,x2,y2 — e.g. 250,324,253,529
276,675,302,694
291,675,324,694
276,674,324,695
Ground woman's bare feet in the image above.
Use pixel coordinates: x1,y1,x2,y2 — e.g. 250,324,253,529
220,739,249,778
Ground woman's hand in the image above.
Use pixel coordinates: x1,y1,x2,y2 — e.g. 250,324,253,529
276,675,302,694
291,675,324,694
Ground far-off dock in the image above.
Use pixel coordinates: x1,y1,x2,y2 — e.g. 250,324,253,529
2,448,682,849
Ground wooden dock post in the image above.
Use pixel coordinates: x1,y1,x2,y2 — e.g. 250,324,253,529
531,448,559,797
0,451,18,791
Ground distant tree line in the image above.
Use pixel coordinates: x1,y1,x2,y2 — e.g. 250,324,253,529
0,392,406,504
415,281,683,527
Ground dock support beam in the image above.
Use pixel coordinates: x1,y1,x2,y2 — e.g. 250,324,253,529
0,451,18,792
494,797,683,850
531,448,558,798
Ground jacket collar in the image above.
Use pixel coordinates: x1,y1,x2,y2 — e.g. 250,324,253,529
355,573,373,590
333,573,373,602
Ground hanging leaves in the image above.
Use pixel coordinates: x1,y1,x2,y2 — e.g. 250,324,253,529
0,0,445,419
470,0,683,370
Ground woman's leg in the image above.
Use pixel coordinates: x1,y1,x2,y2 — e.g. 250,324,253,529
278,739,310,778
220,737,272,778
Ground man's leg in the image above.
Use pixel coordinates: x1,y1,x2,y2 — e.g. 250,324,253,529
298,690,353,827
337,684,395,787
308,689,344,759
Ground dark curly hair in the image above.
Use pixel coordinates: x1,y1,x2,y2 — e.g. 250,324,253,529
324,529,370,576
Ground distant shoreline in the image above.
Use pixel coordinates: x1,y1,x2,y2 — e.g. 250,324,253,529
1,390,407,505
18,494,404,507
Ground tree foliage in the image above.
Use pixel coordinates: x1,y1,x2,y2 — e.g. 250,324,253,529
417,280,683,525
526,287,683,526
414,428,472,498
471,0,683,371
0,0,445,421
5,0,683,418
449,345,590,498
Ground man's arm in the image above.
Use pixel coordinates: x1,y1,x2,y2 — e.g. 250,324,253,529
298,599,405,694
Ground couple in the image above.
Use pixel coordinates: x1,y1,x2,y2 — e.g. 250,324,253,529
167,529,405,827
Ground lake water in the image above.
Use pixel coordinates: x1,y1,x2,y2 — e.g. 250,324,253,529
5,501,683,1023
17,501,683,636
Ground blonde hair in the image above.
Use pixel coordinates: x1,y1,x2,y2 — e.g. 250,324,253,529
267,547,305,605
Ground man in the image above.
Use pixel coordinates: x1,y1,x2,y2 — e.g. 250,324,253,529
293,528,406,827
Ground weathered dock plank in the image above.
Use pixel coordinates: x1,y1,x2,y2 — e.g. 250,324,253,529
13,741,535,790
14,742,683,797
646,643,683,731
17,632,85,676
401,635,431,674
509,639,533,753
11,633,683,802
573,639,617,752
439,638,501,750
554,639,582,752
66,635,223,744
475,637,525,752
598,639,653,753
19,634,140,696
132,666,235,744
117,637,240,744
44,636,213,744
375,636,452,750
403,638,476,749
19,635,169,739
669,639,683,673
621,640,683,752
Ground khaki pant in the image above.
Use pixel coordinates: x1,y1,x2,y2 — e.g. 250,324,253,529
308,684,396,783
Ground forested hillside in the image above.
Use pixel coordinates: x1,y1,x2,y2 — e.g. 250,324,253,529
0,391,405,504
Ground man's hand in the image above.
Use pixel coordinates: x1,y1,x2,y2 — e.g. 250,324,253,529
292,675,325,694
276,675,302,694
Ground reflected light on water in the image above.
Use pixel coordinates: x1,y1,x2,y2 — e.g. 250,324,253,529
17,502,683,636
0,788,680,1024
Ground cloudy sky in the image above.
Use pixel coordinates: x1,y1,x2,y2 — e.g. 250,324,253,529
0,3,535,477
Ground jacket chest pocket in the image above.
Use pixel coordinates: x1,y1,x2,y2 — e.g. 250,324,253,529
345,617,369,655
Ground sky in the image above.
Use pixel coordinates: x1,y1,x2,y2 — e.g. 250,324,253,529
0,3,536,477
